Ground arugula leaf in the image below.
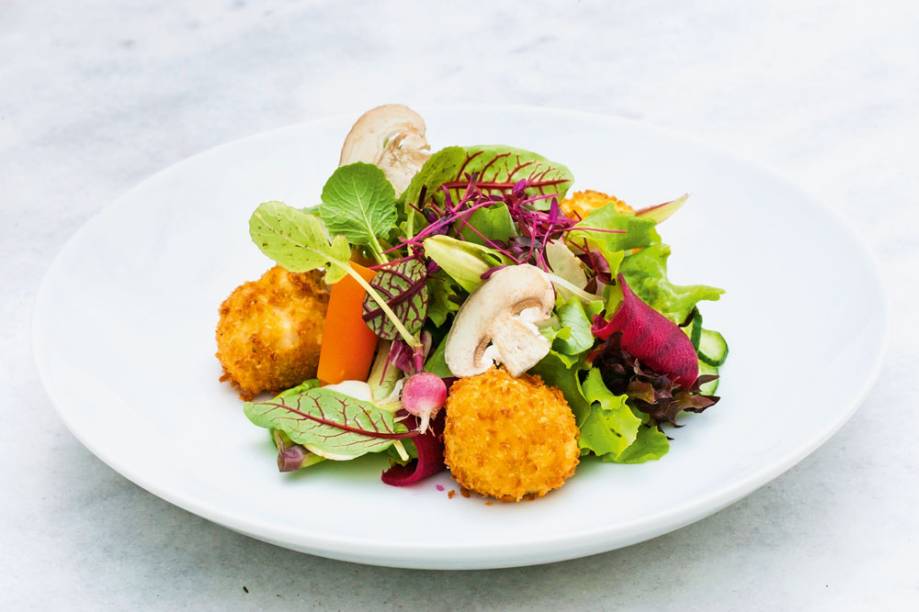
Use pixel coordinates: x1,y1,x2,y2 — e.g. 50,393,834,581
249,201,351,283
361,259,429,340
422,235,509,293
244,387,410,460
319,163,397,261
459,204,517,245
578,368,642,458
553,298,596,356
620,244,724,323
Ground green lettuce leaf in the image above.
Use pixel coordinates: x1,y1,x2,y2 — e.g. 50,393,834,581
249,201,351,283
605,420,670,464
620,244,724,322
531,350,590,422
532,353,666,463
546,239,588,295
402,146,467,209
319,163,397,261
424,335,452,378
422,235,509,293
578,368,642,458
244,387,405,460
569,204,660,254
426,270,463,327
459,204,517,245
553,298,598,356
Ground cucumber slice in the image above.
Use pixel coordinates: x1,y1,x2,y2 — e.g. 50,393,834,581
681,309,703,350
698,328,728,366
697,361,720,395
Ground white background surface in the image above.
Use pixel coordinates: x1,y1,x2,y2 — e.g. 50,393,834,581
1,0,916,609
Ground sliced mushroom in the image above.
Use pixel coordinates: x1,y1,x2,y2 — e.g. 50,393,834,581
339,104,430,196
445,265,555,377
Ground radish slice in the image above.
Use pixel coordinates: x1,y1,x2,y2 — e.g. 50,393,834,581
592,275,699,387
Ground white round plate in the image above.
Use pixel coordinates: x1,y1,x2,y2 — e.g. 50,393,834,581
34,107,886,569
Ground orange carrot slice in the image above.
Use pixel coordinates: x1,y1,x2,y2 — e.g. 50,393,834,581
318,263,379,385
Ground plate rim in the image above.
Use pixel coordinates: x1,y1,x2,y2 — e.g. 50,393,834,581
32,105,890,568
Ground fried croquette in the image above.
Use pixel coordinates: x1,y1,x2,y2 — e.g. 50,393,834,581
444,368,579,502
561,189,634,220
216,266,329,400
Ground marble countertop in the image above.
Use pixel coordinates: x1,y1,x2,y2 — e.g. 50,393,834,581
2,1,917,609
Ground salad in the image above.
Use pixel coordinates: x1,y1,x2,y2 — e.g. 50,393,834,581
215,105,728,502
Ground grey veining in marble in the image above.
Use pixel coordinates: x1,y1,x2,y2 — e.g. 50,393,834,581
2,1,918,610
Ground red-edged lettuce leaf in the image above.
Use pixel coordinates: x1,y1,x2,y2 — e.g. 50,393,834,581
592,331,719,427
592,274,698,387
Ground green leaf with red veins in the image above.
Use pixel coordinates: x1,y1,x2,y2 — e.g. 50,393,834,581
361,259,429,341
244,388,412,460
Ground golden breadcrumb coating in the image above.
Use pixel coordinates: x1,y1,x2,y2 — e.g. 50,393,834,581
444,368,579,502
216,266,329,400
561,190,634,220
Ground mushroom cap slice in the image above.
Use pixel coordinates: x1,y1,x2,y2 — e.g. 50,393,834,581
339,104,430,196
444,265,555,378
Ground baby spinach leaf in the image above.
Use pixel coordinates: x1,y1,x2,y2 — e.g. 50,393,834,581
319,163,397,258
361,259,429,340
244,387,413,460
249,201,351,283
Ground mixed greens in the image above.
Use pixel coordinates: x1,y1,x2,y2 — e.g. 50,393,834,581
242,138,727,484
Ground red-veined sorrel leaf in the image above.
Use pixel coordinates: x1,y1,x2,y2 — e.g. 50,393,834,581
592,275,698,387
381,412,446,486
634,194,688,224
244,388,417,460
450,146,573,196
402,145,574,208
362,258,429,340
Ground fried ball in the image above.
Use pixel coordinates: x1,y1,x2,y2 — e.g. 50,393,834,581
444,368,579,502
216,266,329,399
560,189,634,220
